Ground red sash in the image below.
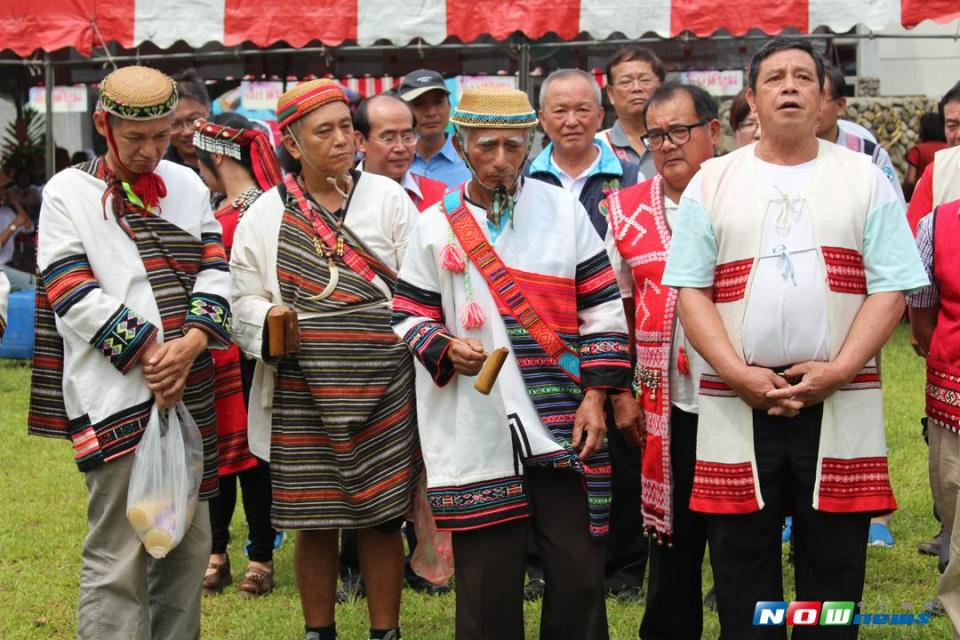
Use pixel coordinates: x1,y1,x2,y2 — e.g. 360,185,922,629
441,187,581,383
605,175,677,539
928,199,960,433
283,174,378,283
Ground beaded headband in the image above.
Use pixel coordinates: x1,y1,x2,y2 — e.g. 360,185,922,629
276,79,347,131
192,119,283,192
99,66,178,121
450,87,537,129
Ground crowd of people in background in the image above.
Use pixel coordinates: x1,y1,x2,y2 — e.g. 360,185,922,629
2,33,960,640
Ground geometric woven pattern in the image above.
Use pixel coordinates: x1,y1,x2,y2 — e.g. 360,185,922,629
91,305,158,374
822,246,867,295
712,258,753,303
184,293,232,345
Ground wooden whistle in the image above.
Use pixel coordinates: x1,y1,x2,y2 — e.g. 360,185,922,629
267,307,300,357
438,333,509,395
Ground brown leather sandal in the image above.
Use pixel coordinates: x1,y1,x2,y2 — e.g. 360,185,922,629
239,566,274,598
202,555,232,595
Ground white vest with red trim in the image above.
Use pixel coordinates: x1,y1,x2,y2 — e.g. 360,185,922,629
933,145,960,209
690,141,896,515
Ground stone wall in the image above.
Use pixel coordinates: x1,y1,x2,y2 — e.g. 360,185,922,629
717,96,939,179
842,97,939,177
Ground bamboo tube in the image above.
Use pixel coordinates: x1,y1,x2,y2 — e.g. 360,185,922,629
438,333,509,395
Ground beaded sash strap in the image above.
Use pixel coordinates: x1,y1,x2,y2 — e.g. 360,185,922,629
283,174,381,283
441,187,581,383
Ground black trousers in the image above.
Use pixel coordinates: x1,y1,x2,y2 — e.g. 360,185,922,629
640,407,706,640
706,404,871,640
209,460,277,562
209,358,276,563
528,408,648,591
453,467,608,640
604,413,649,590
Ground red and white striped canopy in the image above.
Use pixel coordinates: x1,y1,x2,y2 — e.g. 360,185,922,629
3,0,958,57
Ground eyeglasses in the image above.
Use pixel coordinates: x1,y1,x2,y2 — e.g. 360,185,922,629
737,120,760,134
375,132,419,146
641,119,709,151
171,116,205,133
613,75,659,90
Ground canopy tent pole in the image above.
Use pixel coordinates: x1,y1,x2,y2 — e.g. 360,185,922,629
518,38,532,102
44,52,54,181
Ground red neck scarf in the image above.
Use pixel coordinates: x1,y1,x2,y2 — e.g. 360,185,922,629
103,118,167,212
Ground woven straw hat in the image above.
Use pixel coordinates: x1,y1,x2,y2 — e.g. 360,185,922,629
277,79,347,131
450,86,537,129
99,66,177,120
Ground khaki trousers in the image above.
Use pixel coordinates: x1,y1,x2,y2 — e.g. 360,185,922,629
929,424,960,639
77,453,211,640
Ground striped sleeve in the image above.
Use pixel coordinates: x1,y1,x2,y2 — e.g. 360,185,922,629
391,219,455,387
392,279,455,386
183,197,232,347
37,186,158,374
572,200,631,391
575,250,621,310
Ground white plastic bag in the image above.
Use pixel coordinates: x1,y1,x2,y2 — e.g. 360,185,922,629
126,402,203,559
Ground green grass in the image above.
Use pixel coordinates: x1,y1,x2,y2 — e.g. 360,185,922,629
0,325,951,638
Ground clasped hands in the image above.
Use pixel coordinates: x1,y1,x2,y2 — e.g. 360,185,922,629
141,328,209,410
727,360,853,418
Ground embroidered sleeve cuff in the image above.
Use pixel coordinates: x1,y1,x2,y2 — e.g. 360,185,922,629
183,293,232,348
580,333,632,391
402,321,455,387
90,304,159,374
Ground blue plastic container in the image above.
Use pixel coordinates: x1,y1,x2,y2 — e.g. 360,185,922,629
0,289,36,359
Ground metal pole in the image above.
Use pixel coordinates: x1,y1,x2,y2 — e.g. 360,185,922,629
1,31,958,69
44,52,55,181
518,38,532,102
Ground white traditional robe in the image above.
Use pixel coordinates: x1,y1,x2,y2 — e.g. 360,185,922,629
391,179,631,535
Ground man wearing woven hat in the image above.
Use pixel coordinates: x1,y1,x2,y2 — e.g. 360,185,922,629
230,79,420,640
28,65,232,639
392,86,633,639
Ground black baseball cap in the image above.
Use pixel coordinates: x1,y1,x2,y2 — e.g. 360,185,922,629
398,69,450,102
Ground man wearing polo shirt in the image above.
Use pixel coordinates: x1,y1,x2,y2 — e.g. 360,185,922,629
599,46,665,180
355,94,447,212
528,68,645,601
529,68,641,234
398,69,471,190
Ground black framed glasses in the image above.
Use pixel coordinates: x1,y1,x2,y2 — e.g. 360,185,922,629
641,119,709,151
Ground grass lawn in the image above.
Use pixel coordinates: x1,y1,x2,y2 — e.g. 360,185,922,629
0,324,952,638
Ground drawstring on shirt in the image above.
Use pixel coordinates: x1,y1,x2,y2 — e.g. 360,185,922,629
771,244,798,286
